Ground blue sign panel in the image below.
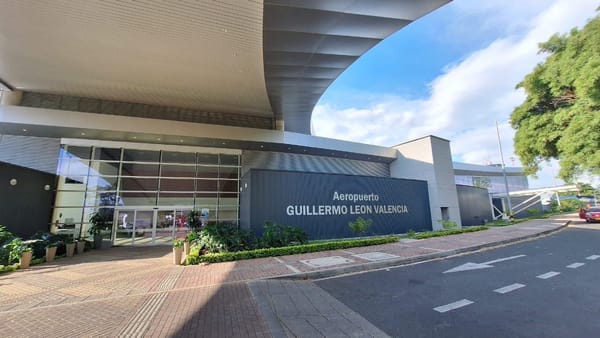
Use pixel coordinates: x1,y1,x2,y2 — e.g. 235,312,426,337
241,169,432,240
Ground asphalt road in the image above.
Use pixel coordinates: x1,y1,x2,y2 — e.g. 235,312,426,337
316,224,600,338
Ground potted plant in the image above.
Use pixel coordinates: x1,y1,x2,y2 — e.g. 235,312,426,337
173,239,184,265
184,231,199,255
76,238,86,254
45,242,58,262
89,212,109,249
7,238,33,269
65,237,76,257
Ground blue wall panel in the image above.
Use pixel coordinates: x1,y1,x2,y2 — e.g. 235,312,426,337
241,169,432,240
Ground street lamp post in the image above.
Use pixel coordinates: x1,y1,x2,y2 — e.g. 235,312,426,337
496,121,513,218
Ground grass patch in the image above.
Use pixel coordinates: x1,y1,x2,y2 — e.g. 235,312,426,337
186,236,399,264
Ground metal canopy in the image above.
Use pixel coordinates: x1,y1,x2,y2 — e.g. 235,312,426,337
0,0,451,134
263,0,450,133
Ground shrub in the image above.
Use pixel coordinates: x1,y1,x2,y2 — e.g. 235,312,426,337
439,219,458,229
411,226,488,240
348,217,373,236
5,238,32,265
260,222,307,248
0,225,15,266
185,231,199,243
198,223,257,253
186,236,399,264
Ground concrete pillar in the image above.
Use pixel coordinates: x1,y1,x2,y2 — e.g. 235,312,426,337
390,136,462,230
274,119,285,131
0,90,23,106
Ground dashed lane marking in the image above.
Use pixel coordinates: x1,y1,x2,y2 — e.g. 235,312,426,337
494,283,526,294
566,263,585,269
537,271,560,279
586,255,600,260
434,299,474,313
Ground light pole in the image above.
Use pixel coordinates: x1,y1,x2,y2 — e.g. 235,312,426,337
496,121,513,217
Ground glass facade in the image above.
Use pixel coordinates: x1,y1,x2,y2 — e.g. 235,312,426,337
52,143,240,245
455,175,529,194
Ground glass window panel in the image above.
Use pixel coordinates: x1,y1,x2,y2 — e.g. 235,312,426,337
220,154,239,166
86,176,118,191
52,207,83,225
218,180,239,192
84,191,121,207
93,147,121,161
161,164,196,178
89,161,120,176
197,153,218,165
65,146,92,159
122,149,160,162
157,193,194,206
64,176,86,185
97,192,122,207
159,178,195,192
121,163,159,177
191,206,217,221
217,206,239,220
54,191,86,207
194,194,218,206
58,158,91,177
120,177,158,191
219,166,239,179
196,165,219,177
162,151,196,164
120,192,157,206
219,194,239,206
196,179,218,192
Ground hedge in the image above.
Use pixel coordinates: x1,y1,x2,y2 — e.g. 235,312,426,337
185,236,400,264
410,226,488,239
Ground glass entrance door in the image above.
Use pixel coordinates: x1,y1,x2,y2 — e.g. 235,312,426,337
113,208,190,246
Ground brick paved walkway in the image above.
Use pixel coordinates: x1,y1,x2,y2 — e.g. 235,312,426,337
0,214,576,337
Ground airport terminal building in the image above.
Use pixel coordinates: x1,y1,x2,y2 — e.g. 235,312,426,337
0,1,525,244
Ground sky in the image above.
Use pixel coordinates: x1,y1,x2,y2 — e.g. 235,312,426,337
311,0,599,189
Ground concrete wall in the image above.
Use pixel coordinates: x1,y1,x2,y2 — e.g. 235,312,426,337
391,136,462,230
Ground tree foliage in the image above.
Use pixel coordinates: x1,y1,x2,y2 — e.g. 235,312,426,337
511,13,600,182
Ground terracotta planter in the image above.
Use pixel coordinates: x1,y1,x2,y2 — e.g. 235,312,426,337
76,240,86,254
184,241,191,255
65,243,76,257
173,247,183,265
20,251,33,269
46,246,57,262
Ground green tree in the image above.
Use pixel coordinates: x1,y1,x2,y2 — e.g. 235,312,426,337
511,12,600,182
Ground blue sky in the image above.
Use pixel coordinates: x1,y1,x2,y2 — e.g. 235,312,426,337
312,0,599,188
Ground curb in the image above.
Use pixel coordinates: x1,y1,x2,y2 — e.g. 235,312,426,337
271,220,571,281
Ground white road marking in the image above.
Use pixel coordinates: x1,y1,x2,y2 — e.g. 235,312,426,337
586,255,600,260
285,264,301,273
482,255,527,265
494,283,526,294
434,299,474,313
537,271,560,279
566,263,584,269
444,255,526,273
273,257,302,273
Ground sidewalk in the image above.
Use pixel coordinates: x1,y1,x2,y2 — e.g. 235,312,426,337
0,214,577,337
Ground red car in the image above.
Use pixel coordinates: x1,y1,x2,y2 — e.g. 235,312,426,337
585,207,600,223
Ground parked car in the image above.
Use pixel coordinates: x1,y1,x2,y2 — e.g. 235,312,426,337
585,207,600,223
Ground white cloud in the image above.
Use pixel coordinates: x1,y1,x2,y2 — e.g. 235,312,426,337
312,0,598,188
